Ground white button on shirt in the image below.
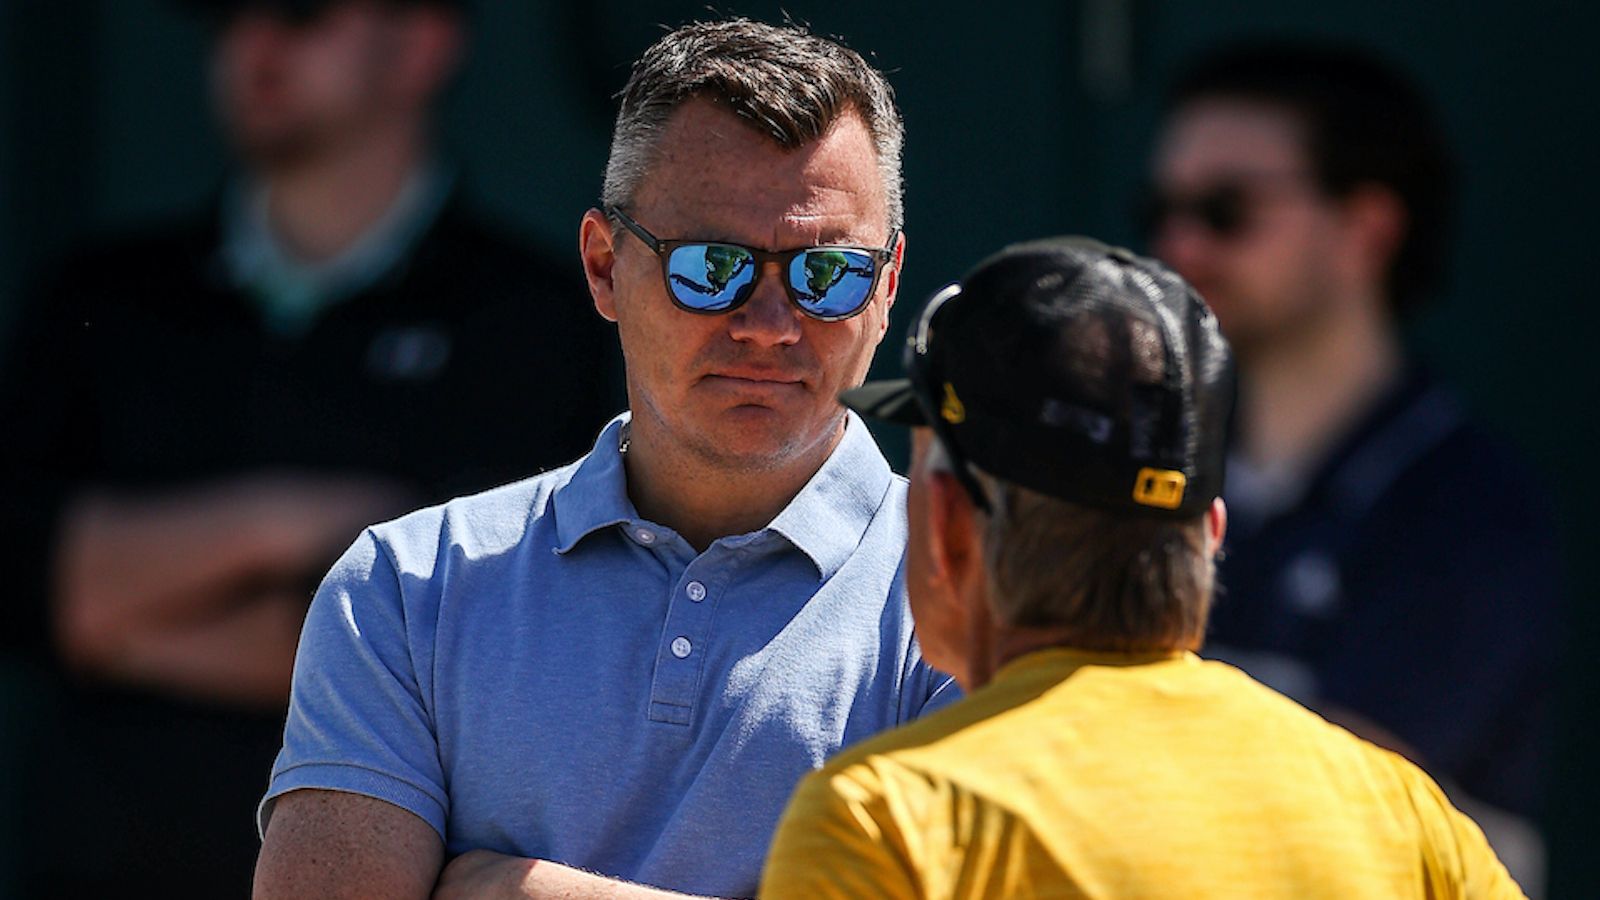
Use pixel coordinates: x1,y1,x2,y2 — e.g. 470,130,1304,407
686,581,707,602
671,637,693,659
635,528,656,545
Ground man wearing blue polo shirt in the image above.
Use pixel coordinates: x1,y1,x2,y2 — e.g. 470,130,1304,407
253,18,951,900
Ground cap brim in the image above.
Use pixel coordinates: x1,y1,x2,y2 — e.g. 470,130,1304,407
840,379,925,426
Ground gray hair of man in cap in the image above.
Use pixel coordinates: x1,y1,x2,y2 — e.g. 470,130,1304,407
915,393,1219,665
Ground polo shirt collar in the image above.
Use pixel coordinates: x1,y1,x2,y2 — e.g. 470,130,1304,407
552,415,639,553
768,411,893,580
552,411,893,579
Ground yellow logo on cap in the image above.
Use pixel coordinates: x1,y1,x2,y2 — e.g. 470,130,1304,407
1133,468,1187,509
941,383,966,424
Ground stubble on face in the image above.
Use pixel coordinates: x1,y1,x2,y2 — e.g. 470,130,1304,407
613,98,895,476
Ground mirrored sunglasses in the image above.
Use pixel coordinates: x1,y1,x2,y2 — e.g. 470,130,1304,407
607,206,896,322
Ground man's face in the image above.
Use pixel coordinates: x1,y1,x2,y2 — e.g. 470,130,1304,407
211,1,408,167
605,99,900,471
1150,99,1347,358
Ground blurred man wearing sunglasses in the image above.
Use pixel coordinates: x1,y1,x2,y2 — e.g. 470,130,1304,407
1146,42,1559,887
0,0,617,895
255,18,953,900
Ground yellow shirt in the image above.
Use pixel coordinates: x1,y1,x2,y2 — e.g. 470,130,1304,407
761,649,1522,899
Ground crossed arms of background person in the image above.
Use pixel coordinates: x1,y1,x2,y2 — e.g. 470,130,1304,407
54,475,413,706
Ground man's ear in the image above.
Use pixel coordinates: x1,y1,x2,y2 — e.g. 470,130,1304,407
1341,184,1407,291
1205,497,1228,558
867,231,906,346
928,467,983,593
882,231,906,316
579,209,620,323
393,8,465,104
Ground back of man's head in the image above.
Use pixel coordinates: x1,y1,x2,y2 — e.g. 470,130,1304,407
1168,41,1455,314
602,18,905,233
846,238,1235,652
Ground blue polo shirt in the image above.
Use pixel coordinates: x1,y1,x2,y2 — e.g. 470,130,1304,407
259,412,954,897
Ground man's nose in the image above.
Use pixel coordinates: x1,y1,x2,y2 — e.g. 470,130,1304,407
726,261,803,346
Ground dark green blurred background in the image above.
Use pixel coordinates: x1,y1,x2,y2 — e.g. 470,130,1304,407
2,0,1596,895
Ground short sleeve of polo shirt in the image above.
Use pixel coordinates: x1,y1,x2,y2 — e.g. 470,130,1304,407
258,529,447,839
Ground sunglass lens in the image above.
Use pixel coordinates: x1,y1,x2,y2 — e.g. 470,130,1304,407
666,244,757,311
788,249,876,318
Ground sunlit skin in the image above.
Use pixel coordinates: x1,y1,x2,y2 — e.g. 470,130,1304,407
1150,99,1351,360
905,428,987,689
581,98,903,546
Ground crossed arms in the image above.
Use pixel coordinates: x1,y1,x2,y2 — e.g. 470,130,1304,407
255,790,719,900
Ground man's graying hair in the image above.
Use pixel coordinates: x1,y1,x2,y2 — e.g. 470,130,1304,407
923,439,1215,653
602,18,905,235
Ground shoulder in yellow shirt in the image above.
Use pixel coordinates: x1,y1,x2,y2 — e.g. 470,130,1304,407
761,649,1522,899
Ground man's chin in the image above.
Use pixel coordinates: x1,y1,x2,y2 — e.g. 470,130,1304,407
231,127,328,172
687,407,844,471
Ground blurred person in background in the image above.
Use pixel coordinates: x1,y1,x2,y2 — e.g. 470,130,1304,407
1145,40,1560,889
0,0,617,895
762,236,1522,898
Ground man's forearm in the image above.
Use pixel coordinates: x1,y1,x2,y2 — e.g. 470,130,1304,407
256,789,444,900
433,852,731,900
53,475,415,677
56,488,307,639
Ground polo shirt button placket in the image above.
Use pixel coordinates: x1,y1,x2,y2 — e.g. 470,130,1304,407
646,568,719,726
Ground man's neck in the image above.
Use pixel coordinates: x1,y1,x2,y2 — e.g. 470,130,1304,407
977,627,1185,691
1237,292,1403,477
258,123,429,263
976,626,1083,690
621,414,845,553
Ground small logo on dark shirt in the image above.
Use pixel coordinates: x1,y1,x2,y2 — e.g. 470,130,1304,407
366,326,452,383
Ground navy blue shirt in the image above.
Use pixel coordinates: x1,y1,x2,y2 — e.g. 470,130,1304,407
1207,367,1561,817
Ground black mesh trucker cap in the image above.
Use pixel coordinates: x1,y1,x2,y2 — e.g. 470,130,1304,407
842,236,1235,519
